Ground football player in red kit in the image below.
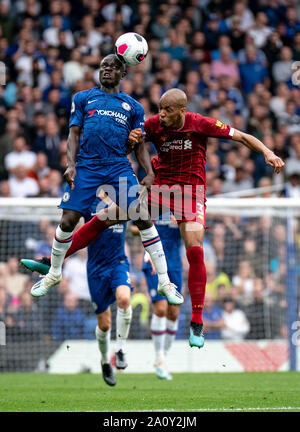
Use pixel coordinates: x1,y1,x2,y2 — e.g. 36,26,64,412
143,88,284,347
22,89,285,349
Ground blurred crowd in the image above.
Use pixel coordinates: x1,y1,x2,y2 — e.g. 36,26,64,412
0,0,299,198
0,0,300,350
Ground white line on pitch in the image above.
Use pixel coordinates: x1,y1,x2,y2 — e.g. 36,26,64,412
107,407,300,412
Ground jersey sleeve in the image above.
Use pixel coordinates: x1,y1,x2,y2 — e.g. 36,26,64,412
69,92,85,128
131,103,145,132
194,114,235,139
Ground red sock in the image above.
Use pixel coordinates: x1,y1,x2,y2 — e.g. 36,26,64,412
186,246,206,324
65,216,107,258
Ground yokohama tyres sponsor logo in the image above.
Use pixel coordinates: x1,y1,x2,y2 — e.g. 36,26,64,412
88,109,128,123
225,342,288,371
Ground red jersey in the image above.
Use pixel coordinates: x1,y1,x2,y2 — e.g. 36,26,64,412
145,112,234,186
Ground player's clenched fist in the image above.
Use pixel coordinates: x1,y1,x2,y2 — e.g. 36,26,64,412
128,128,146,145
63,165,77,190
264,150,285,174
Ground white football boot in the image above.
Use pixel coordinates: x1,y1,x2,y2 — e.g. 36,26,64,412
158,281,184,305
31,273,62,297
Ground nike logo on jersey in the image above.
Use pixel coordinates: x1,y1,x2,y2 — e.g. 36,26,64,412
87,99,97,104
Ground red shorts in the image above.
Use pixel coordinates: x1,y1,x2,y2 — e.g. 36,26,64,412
147,183,206,225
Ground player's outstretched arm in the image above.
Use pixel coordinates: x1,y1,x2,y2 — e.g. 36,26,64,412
64,125,81,190
231,129,285,174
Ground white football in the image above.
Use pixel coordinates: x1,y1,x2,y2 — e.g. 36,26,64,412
115,32,148,66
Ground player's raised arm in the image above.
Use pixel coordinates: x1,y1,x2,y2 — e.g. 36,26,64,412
231,129,285,174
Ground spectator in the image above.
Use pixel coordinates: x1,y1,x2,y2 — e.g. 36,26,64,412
33,119,61,169
278,100,300,135
211,46,240,85
3,257,29,299
239,45,268,95
8,165,39,197
14,287,41,341
284,173,300,198
51,291,86,341
205,260,231,300
63,249,91,306
80,14,103,50
4,136,36,176
62,48,87,89
272,46,293,84
222,166,254,194
202,292,225,340
248,12,272,49
0,179,10,197
221,297,250,340
245,278,267,339
34,224,56,259
232,260,255,299
43,15,74,49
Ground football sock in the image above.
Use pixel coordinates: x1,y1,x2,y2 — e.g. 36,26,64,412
140,226,170,286
49,226,73,277
65,216,107,258
151,314,166,363
186,246,206,324
164,318,178,356
116,306,132,352
95,326,111,365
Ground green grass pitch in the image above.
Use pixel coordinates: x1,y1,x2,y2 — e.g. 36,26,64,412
0,372,299,412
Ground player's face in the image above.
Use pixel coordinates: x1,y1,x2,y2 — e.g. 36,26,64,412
159,101,185,128
99,56,125,88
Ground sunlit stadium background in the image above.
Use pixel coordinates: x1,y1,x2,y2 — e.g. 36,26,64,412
0,0,299,378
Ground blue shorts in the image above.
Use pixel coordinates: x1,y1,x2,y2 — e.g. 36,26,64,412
143,268,182,303
59,160,139,216
88,262,132,314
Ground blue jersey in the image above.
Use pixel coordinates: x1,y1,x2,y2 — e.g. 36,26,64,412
69,87,145,164
155,219,182,271
85,200,128,278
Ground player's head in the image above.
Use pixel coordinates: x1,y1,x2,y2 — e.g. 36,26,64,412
99,54,126,88
159,89,187,128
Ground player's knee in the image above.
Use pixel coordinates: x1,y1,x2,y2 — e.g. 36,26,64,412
154,301,167,317
60,214,79,232
134,219,152,231
186,245,204,263
117,293,130,309
98,321,111,332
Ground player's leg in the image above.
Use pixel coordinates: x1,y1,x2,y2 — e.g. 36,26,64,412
21,204,126,277
179,221,206,348
31,166,111,297
96,308,116,387
31,209,82,297
151,299,170,379
164,305,179,357
134,217,183,306
115,284,132,370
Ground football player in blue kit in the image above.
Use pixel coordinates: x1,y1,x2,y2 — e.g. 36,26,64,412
23,193,133,387
86,195,132,387
140,214,183,380
30,54,183,307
